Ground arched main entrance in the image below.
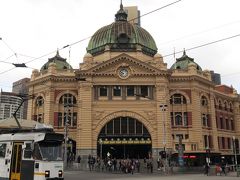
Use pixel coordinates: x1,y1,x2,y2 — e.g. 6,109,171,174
97,116,151,159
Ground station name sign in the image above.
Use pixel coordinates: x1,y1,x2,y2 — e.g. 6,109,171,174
98,138,151,145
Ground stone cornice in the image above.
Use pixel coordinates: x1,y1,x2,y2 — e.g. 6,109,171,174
28,75,77,87
169,75,213,86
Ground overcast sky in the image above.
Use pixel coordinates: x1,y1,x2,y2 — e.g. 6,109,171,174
0,0,240,92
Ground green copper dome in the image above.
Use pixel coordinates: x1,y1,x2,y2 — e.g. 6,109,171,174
40,51,72,71
170,50,202,71
87,3,157,57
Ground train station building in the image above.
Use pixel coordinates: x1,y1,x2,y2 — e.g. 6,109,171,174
27,3,240,166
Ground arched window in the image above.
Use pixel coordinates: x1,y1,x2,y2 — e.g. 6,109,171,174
59,93,76,105
99,117,150,136
218,100,222,110
56,93,77,128
224,101,228,111
170,93,187,104
229,103,233,112
201,96,208,106
36,96,44,107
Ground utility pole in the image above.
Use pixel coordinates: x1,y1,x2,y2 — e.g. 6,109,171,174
233,136,238,168
64,103,71,170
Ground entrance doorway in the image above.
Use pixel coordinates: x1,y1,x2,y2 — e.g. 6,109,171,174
97,116,151,159
99,144,151,159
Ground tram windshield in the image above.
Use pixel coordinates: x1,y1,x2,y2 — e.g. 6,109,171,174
33,141,63,161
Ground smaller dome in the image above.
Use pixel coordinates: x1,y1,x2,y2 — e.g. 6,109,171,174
170,50,202,71
40,50,72,71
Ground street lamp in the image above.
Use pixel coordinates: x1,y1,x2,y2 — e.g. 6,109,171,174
233,136,238,168
160,104,168,172
63,103,74,169
63,104,70,170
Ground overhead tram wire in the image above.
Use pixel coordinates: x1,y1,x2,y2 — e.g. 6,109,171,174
0,54,16,64
1,32,240,75
162,33,240,58
1,38,17,57
158,19,240,47
0,0,183,75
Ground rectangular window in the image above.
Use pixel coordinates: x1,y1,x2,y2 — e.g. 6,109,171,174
170,112,174,126
73,112,77,127
0,143,6,157
183,112,188,126
191,144,197,151
202,114,206,126
58,112,62,127
226,119,229,130
227,138,231,149
176,134,184,140
231,120,234,130
126,86,135,96
99,86,108,96
204,135,208,148
140,86,148,97
222,137,225,149
113,86,121,96
220,117,223,129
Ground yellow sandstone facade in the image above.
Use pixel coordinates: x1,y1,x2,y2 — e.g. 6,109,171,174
27,3,240,166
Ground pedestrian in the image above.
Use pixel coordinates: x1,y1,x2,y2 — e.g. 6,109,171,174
157,157,160,170
77,155,81,169
204,163,209,176
221,161,226,175
136,159,140,173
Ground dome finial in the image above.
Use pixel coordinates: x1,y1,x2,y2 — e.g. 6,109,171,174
56,49,60,56
183,48,186,56
115,0,128,21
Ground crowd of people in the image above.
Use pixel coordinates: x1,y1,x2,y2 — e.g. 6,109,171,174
85,155,156,174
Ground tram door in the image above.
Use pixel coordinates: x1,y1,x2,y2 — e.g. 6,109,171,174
10,142,23,180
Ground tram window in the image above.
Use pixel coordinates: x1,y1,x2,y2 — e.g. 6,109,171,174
33,143,42,160
38,142,63,161
0,143,6,157
24,143,32,159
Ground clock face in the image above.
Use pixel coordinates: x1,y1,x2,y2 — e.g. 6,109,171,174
119,68,129,78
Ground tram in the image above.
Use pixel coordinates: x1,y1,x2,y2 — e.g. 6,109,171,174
0,128,64,180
